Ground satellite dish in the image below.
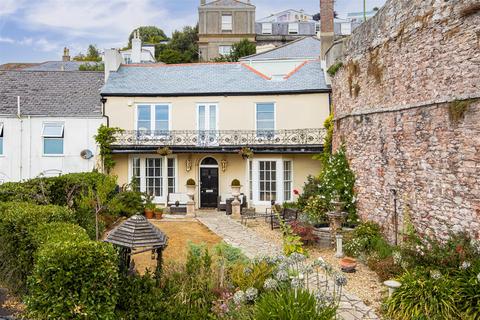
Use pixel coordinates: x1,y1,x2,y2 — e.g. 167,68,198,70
80,149,94,160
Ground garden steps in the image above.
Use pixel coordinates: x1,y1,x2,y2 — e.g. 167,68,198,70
196,211,380,320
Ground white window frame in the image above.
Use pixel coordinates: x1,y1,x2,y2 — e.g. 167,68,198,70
218,45,233,56
251,158,292,206
221,14,233,31
197,103,219,146
135,103,172,136
283,160,293,202
0,123,3,156
42,122,64,157
288,23,299,34
262,23,272,34
255,102,276,137
128,154,178,204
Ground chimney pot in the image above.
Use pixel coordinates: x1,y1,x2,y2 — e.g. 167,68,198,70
62,47,71,62
201,0,206,5
320,0,334,59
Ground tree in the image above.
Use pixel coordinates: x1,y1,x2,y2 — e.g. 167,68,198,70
167,25,199,62
128,26,168,47
79,62,105,71
157,48,188,64
213,39,256,62
73,44,102,62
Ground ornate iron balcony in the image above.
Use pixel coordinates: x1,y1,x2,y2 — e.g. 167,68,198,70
112,129,326,148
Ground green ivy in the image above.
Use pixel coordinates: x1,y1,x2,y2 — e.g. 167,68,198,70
95,124,124,174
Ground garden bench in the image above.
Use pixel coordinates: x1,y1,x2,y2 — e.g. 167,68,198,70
167,193,190,213
270,207,299,230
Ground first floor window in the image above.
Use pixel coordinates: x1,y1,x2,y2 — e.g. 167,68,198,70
137,104,170,135
146,158,163,197
0,123,3,155
248,160,253,201
221,14,232,31
42,122,64,155
256,103,275,137
259,161,277,202
131,156,177,201
288,23,299,34
283,161,292,201
262,23,272,34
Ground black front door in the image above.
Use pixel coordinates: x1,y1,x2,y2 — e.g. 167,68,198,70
200,167,219,208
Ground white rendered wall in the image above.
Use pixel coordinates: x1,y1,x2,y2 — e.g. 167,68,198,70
0,116,105,182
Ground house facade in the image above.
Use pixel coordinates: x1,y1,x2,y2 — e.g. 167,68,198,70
198,0,256,61
0,71,104,182
102,61,330,209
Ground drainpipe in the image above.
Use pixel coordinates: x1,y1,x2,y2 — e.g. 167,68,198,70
101,97,109,127
391,189,398,245
17,96,23,180
28,116,32,179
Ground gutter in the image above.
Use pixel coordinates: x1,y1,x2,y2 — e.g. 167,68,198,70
100,89,331,98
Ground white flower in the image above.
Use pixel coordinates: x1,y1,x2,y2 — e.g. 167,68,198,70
430,270,442,280
460,261,471,270
233,290,246,305
263,278,278,290
245,287,258,301
392,251,402,265
335,274,347,287
276,270,289,282
291,277,303,288
477,273,480,283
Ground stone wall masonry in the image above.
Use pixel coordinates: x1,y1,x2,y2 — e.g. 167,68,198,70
331,0,480,240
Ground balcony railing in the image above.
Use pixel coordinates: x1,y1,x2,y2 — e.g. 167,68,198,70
112,129,326,148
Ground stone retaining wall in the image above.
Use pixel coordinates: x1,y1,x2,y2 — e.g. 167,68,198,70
331,0,480,240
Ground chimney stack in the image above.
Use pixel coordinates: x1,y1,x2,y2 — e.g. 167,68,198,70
320,0,334,59
62,47,70,62
131,30,142,64
200,0,206,5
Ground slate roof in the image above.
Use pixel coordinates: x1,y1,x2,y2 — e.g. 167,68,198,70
200,0,254,8
241,37,321,61
101,61,329,96
22,61,101,71
105,215,168,249
0,70,103,117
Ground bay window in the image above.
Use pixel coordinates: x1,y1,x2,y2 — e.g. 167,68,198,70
130,155,177,203
251,159,293,205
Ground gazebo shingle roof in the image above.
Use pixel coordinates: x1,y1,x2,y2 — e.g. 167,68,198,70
105,215,168,249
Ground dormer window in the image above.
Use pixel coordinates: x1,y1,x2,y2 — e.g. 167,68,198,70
222,14,232,31
262,23,272,34
288,23,299,34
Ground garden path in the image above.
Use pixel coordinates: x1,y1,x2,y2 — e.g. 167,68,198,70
196,211,380,320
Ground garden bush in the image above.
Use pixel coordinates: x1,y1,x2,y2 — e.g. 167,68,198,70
230,260,275,292
384,268,461,320
455,259,480,319
0,202,75,294
26,240,119,320
344,221,385,257
254,288,336,320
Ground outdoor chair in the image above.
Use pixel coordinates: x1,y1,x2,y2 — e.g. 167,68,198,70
270,207,299,230
217,193,247,211
240,208,257,226
167,193,189,213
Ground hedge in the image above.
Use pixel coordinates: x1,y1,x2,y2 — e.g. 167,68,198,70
0,202,76,294
26,240,119,319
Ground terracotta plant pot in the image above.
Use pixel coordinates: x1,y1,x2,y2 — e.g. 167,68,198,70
340,257,357,273
154,211,163,220
144,209,154,219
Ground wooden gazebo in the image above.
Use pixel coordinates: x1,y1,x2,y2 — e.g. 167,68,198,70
105,214,168,276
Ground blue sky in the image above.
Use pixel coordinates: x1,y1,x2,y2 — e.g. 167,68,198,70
0,0,386,64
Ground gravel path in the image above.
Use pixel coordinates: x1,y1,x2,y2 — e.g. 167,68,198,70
196,211,380,320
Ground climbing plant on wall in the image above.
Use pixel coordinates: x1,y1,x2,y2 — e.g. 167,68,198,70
95,125,124,174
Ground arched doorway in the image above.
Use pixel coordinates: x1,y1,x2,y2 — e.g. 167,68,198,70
199,157,219,208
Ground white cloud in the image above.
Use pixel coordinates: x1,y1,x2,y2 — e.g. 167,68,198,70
0,0,24,16
0,36,15,43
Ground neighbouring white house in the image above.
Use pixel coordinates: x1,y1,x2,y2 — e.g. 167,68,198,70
120,30,157,64
0,70,105,183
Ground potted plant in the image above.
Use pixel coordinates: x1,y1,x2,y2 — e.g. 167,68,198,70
186,179,196,201
157,146,172,156
231,179,241,196
154,207,163,220
238,147,253,159
144,193,155,219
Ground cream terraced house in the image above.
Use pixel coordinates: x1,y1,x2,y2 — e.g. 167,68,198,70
101,61,330,209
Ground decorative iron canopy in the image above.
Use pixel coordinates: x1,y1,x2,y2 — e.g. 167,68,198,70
105,215,168,250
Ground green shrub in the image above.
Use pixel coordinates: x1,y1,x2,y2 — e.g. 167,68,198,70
344,221,383,257
231,179,241,187
230,260,275,292
32,222,90,249
304,194,328,224
111,189,144,217
26,240,119,320
116,273,165,320
0,202,75,294
254,288,336,320
0,177,54,204
384,268,461,320
297,175,322,210
455,260,480,319
213,242,249,266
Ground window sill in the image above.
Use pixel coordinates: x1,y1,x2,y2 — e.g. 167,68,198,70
42,154,65,157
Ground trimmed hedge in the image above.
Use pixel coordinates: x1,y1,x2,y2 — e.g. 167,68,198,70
0,202,76,294
26,240,119,319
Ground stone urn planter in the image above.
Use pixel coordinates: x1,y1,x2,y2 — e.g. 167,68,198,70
230,179,242,218
327,200,348,246
186,179,196,201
